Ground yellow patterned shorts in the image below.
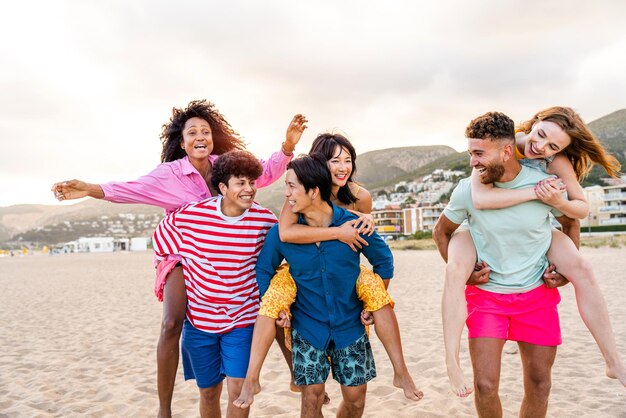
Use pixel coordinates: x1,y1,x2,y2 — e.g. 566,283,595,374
259,263,394,350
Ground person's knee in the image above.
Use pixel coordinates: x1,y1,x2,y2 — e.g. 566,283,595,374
526,375,552,398
227,378,245,399
199,386,221,404
445,262,471,284
302,389,325,408
474,377,498,397
343,396,366,412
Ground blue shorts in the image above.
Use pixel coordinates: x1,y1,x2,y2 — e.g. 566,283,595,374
181,320,253,388
291,328,376,387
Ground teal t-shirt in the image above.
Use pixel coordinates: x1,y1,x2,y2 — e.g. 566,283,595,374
443,165,563,294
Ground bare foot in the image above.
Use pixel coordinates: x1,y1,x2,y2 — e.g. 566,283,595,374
605,360,626,388
290,381,330,404
446,358,473,398
233,379,261,409
393,370,424,401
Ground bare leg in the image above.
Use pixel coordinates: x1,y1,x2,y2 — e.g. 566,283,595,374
517,342,556,418
274,326,298,391
226,378,250,418
469,338,505,418
199,381,223,418
234,316,276,409
300,384,326,418
548,230,626,387
442,230,476,397
371,305,423,401
157,266,187,418
336,384,367,418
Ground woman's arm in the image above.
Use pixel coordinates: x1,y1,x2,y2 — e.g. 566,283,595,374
470,169,537,209
256,114,307,189
542,154,589,219
346,186,375,235
277,198,367,251
52,180,105,201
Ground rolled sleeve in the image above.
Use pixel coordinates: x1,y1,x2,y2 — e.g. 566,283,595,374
256,150,293,188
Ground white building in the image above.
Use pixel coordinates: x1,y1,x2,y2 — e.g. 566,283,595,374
76,237,115,252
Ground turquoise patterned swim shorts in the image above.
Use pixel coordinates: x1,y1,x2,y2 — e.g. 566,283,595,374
291,328,376,387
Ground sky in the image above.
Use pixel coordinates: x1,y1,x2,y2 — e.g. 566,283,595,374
1,0,626,207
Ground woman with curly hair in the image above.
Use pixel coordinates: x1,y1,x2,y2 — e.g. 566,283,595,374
51,100,307,417
441,106,625,398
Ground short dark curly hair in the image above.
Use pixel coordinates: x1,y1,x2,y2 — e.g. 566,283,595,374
160,100,246,163
465,112,515,142
211,150,263,193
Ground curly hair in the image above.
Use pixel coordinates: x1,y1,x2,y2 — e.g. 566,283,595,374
465,112,515,142
517,106,621,181
160,100,246,163
309,133,358,206
210,150,263,192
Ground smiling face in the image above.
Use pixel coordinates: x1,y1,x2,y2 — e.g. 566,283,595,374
327,146,352,188
219,175,257,216
524,120,571,159
468,138,507,184
284,169,315,214
181,117,214,161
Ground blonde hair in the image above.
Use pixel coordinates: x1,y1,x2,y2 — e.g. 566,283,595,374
517,106,621,181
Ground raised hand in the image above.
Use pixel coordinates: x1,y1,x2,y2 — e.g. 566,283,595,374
284,114,308,154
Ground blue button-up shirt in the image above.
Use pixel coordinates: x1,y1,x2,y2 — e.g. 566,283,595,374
256,203,394,350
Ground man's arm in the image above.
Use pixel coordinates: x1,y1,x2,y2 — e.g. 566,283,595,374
556,215,581,249
255,226,285,297
432,214,461,262
360,231,394,281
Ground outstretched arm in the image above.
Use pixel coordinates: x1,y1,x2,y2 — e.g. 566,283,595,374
51,180,104,201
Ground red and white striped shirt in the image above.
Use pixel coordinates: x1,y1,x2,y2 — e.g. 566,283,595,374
153,196,277,334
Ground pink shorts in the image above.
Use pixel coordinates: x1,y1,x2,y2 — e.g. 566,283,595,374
465,284,562,346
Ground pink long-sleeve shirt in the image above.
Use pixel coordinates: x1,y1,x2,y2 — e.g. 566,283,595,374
100,150,291,214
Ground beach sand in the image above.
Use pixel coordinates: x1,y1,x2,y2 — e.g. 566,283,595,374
1,248,624,417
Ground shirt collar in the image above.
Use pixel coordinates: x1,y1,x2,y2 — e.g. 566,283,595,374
297,201,344,227
180,155,219,176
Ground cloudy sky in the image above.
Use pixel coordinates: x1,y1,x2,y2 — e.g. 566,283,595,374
1,0,625,207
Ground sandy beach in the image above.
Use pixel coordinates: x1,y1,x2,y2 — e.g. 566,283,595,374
1,248,625,417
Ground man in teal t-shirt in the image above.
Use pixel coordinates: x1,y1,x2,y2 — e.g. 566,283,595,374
433,112,578,418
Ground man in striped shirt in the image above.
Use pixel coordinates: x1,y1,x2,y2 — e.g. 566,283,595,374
153,150,277,418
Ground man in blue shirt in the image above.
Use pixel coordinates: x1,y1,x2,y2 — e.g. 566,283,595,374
247,154,394,418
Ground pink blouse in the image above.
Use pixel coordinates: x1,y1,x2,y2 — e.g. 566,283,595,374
100,150,291,214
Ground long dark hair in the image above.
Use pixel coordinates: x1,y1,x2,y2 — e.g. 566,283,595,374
309,133,358,206
160,100,246,163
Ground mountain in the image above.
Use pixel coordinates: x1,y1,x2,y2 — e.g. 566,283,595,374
3,109,625,244
0,200,163,242
588,109,626,159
